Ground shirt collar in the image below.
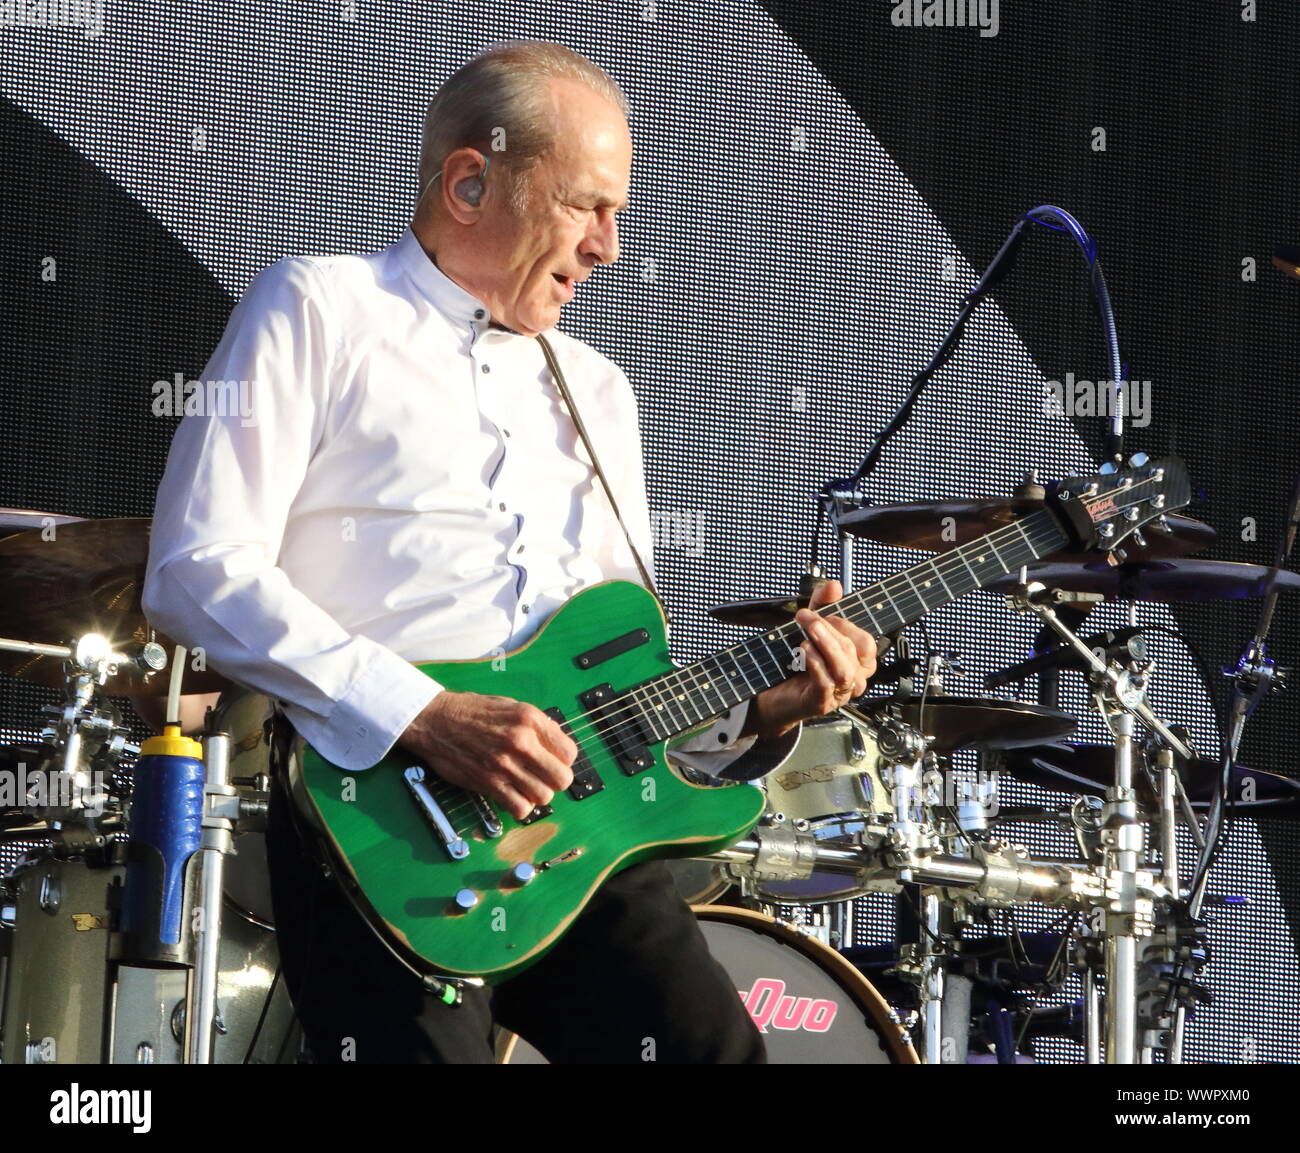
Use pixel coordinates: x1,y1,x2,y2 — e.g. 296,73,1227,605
395,226,493,328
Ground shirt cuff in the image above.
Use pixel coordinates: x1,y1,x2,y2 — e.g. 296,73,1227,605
282,640,441,770
666,699,802,783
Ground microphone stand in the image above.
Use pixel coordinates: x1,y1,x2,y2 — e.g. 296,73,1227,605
1167,470,1300,1060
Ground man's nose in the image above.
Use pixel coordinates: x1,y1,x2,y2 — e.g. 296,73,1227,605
584,213,620,266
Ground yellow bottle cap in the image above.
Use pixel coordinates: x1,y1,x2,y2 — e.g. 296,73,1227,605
139,724,204,761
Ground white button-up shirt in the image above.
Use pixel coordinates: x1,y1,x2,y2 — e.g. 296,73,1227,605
144,228,776,774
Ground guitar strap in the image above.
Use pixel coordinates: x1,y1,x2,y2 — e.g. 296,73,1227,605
537,333,661,602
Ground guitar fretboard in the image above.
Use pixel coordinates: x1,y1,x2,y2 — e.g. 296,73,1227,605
627,506,1070,741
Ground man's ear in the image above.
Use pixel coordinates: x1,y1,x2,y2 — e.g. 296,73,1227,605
441,147,490,223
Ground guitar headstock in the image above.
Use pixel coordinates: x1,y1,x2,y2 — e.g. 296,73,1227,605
1052,454,1192,557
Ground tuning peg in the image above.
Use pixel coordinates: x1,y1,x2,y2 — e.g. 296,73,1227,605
1130,452,1149,467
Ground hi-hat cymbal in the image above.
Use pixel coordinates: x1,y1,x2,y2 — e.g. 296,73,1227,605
838,498,1214,562
708,595,810,628
998,742,1300,816
849,694,1077,753
0,517,228,695
986,560,1300,602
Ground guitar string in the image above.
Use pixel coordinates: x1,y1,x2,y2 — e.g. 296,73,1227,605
424,516,1067,828
571,511,1066,745
424,517,1067,829
421,477,1165,828
422,492,1127,825
590,473,1165,740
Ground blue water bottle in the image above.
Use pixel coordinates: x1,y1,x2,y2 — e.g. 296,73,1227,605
120,724,205,967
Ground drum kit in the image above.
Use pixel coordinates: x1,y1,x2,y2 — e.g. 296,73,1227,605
0,465,1291,1066
658,478,1296,1066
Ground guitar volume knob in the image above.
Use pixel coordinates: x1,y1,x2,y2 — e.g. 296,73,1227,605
454,888,480,911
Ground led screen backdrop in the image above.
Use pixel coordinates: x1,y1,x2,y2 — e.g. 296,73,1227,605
1,0,1296,1062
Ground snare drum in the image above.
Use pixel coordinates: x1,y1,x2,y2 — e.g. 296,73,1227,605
754,712,892,905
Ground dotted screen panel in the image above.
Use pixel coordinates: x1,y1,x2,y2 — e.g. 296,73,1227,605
0,0,1295,1063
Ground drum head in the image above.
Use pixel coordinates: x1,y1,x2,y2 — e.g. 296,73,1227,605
500,906,915,1064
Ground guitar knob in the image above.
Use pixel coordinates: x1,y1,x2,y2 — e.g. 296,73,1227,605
508,862,537,887
454,889,480,911
1130,452,1149,467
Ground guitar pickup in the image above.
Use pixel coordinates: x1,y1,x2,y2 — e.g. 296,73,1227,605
544,707,604,801
579,683,654,777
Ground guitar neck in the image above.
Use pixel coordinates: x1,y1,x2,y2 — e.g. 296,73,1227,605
631,506,1071,742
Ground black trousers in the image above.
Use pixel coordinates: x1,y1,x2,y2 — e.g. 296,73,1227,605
265,768,766,1064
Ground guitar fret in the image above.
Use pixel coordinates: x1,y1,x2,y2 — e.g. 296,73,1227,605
901,569,933,614
722,646,757,697
927,560,954,598
696,658,728,716
630,685,667,742
754,634,791,685
985,536,1011,572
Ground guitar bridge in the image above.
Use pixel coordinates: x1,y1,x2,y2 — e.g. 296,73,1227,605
403,766,470,860
470,792,503,838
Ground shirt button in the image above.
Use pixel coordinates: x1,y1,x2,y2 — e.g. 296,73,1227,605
474,309,485,320
482,364,491,374
502,428,512,438
522,604,531,615
499,502,507,512
516,544,526,554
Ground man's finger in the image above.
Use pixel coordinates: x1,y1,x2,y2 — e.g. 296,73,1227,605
804,614,858,679
807,578,843,611
825,616,878,667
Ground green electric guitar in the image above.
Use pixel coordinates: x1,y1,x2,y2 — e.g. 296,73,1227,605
294,457,1190,982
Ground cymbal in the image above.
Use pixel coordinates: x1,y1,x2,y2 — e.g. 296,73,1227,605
838,498,1215,562
0,508,86,535
849,694,1077,753
998,742,1300,815
0,517,228,695
709,595,810,628
986,560,1300,602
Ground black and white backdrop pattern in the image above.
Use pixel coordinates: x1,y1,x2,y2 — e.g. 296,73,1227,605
1,0,1295,1062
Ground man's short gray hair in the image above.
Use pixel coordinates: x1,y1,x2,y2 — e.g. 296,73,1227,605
419,40,630,213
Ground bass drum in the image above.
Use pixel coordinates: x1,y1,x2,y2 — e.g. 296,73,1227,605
499,905,916,1064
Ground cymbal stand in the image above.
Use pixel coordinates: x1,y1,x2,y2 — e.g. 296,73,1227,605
0,633,162,821
1006,584,1189,1063
873,715,952,1060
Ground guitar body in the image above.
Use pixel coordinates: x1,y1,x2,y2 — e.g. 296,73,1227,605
296,580,765,984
